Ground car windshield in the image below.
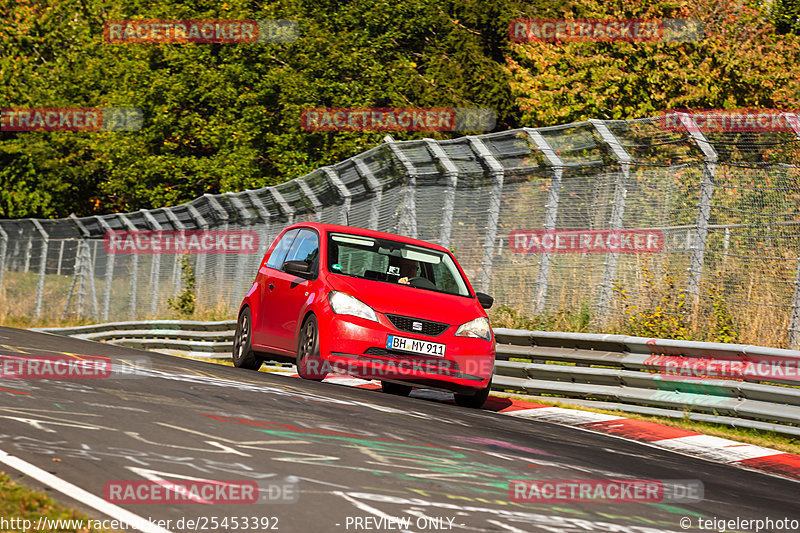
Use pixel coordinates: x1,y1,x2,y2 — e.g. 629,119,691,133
326,232,470,297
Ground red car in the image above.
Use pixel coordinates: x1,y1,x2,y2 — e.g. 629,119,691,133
232,223,496,408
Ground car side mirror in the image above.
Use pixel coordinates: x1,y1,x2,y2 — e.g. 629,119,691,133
283,260,312,278
476,292,493,309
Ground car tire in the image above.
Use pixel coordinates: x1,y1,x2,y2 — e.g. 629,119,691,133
453,375,492,408
232,307,263,370
381,381,412,396
297,315,326,381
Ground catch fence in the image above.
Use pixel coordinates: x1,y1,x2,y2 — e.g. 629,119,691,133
2,113,800,348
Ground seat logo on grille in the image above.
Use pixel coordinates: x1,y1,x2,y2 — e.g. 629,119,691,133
412,321,423,331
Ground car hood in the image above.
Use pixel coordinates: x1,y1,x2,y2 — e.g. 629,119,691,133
326,274,483,326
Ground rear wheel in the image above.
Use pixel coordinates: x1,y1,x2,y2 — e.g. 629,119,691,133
232,308,263,370
381,381,412,396
297,315,326,381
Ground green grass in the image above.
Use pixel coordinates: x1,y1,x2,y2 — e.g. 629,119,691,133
0,472,114,532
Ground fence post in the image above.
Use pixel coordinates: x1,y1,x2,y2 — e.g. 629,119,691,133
94,216,115,321
141,209,164,317
354,159,383,231
31,220,49,319
116,213,140,320
227,193,257,307
525,129,564,315
590,119,633,323
385,137,418,238
162,208,187,296
204,194,232,309
0,223,7,299
322,167,352,227
790,258,800,350
297,177,323,223
186,203,210,311
23,234,33,272
676,113,718,308
423,139,460,248
783,113,800,348
468,136,504,294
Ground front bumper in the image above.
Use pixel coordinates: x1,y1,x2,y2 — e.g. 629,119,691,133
318,314,494,392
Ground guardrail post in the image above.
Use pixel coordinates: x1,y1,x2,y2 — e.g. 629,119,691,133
525,129,564,314
117,213,140,320
322,167,352,227
31,220,49,319
384,137,418,238
676,113,718,309
94,216,115,321
468,136,505,294
0,223,7,299
354,159,383,231
590,119,633,323
424,139,460,248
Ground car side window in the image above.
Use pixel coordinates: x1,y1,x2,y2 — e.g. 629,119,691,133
284,229,320,275
266,229,299,270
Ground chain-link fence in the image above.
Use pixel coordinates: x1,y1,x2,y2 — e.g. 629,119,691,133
2,113,800,348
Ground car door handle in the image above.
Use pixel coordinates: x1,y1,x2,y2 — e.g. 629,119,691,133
268,283,275,290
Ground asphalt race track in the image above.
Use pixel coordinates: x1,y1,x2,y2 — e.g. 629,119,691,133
1,326,799,533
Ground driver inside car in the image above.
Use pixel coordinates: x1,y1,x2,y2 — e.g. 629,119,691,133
397,258,418,285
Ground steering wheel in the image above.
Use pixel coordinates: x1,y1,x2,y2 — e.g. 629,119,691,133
407,276,437,290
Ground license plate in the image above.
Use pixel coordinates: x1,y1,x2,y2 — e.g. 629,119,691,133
386,335,446,357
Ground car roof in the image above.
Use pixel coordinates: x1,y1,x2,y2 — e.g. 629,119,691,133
282,222,451,253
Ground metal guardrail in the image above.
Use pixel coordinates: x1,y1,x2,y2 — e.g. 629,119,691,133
33,320,237,355
32,322,800,437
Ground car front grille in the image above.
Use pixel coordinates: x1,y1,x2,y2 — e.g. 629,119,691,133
385,314,449,336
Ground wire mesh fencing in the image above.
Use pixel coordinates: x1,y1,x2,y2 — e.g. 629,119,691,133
2,113,800,348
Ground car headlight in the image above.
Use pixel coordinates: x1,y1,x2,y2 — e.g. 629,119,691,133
455,317,491,341
328,291,378,322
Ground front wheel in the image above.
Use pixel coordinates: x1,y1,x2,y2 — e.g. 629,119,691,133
454,375,492,408
232,307,263,370
296,315,327,381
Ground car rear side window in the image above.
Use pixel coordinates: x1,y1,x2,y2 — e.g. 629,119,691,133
266,229,299,270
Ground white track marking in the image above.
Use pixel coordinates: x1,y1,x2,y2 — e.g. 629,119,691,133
0,448,174,533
